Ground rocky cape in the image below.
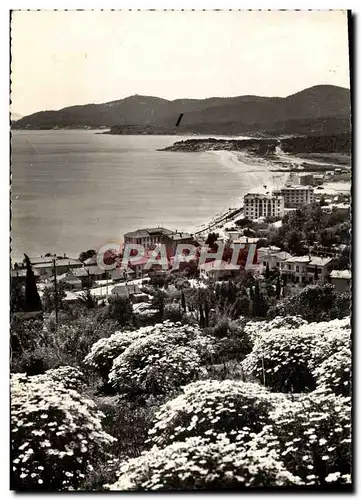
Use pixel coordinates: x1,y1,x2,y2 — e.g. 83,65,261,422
159,134,351,155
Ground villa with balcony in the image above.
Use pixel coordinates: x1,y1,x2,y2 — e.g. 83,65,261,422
280,255,334,286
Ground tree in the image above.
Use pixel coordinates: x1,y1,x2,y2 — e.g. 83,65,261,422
78,249,96,262
42,282,66,312
77,288,97,309
251,282,268,318
24,254,42,312
181,291,187,313
205,232,218,248
151,289,166,318
108,295,133,326
275,277,281,299
265,262,270,280
10,282,25,313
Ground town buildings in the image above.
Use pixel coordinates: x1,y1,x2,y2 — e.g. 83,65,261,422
329,269,351,293
280,255,334,285
124,227,194,251
257,246,292,272
243,193,285,220
273,185,314,208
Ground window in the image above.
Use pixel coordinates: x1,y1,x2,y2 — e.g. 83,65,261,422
288,265,291,270
263,261,267,266
296,266,299,272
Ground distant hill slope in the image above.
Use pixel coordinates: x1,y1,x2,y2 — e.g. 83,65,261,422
12,85,351,135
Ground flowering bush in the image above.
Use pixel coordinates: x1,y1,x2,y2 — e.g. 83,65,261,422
248,392,351,486
244,316,308,345
11,371,116,491
107,435,302,491
84,321,215,378
313,347,351,397
109,334,204,395
242,317,351,393
42,366,85,391
84,329,149,379
148,380,284,447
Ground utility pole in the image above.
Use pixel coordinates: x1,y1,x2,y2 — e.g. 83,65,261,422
53,258,58,326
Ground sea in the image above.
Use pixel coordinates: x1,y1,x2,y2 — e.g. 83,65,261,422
11,130,287,261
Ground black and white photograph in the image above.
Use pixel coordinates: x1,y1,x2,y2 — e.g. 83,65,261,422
9,9,352,492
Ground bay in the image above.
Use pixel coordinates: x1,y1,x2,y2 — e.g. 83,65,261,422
10,130,283,260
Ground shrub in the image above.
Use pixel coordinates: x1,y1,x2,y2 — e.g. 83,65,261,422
242,329,317,393
43,365,86,391
267,284,350,322
11,314,119,375
148,380,284,448
242,317,351,393
109,334,204,395
250,392,351,486
84,329,149,379
107,436,302,491
84,321,215,378
244,316,308,345
312,347,351,397
11,371,116,491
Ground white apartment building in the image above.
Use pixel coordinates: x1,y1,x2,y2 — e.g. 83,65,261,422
273,185,314,208
243,193,284,220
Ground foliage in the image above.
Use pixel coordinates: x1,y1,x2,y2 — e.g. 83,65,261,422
79,249,97,262
24,254,42,312
11,371,116,491
41,282,67,313
108,435,302,491
242,316,351,393
84,329,149,379
148,380,284,448
312,347,351,397
107,296,133,326
267,284,350,322
11,313,119,375
250,392,351,486
109,334,204,395
244,315,308,345
77,289,97,309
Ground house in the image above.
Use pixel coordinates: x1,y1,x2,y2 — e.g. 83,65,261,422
110,266,136,282
56,269,82,290
32,258,83,279
167,231,195,250
73,265,108,288
199,260,240,281
124,227,175,249
280,255,334,286
11,268,40,284
329,269,351,293
273,185,314,208
111,283,149,304
243,193,284,220
257,247,291,272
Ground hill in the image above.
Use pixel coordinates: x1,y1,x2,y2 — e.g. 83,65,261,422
12,85,351,136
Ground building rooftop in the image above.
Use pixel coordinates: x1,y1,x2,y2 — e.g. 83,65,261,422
284,255,333,267
244,192,283,200
32,258,82,269
124,227,174,239
11,268,40,278
330,270,351,280
274,185,314,191
199,260,240,272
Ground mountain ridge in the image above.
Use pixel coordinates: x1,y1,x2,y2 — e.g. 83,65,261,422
12,85,351,136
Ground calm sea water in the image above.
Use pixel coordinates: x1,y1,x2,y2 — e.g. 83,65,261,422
11,130,283,261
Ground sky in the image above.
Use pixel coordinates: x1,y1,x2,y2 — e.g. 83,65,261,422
10,10,350,117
